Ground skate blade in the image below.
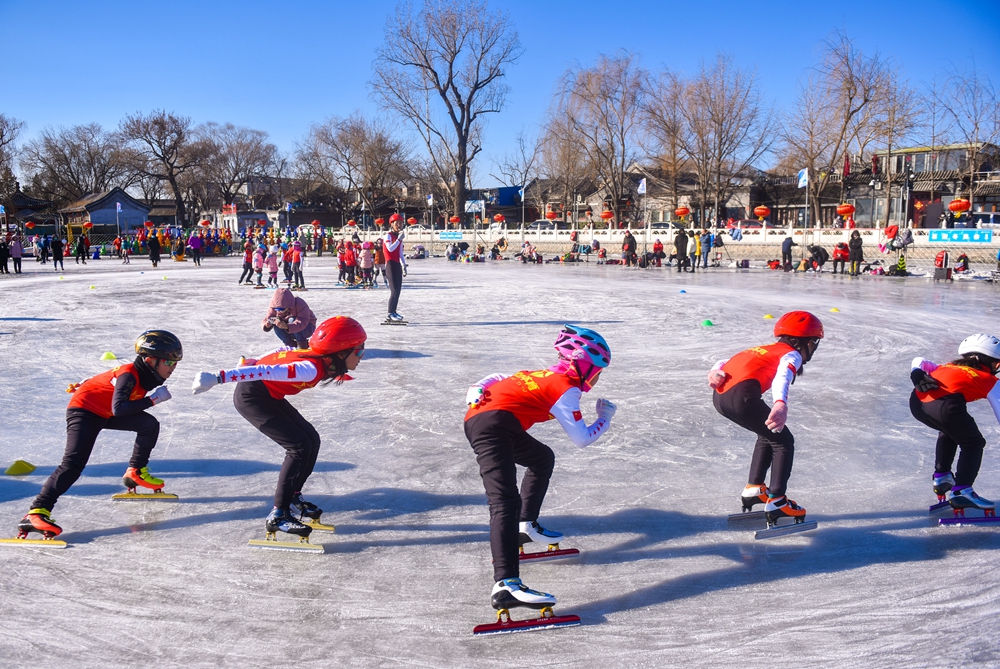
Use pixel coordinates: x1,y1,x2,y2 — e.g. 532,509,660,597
248,537,324,553
939,509,999,526
0,537,68,548
473,613,580,636
519,547,580,563
929,501,952,515
754,520,818,540
380,320,409,326
111,491,178,502
303,519,336,532
727,510,767,524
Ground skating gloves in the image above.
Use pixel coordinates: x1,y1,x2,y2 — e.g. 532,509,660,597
910,368,939,393
595,398,617,421
707,369,729,389
148,386,172,405
765,400,787,433
191,371,223,394
466,386,485,407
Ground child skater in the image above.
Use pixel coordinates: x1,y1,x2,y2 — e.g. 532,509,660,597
17,331,182,538
464,325,617,614
708,311,824,525
909,334,1000,513
191,317,366,539
239,241,254,285
360,241,374,288
265,245,279,288
281,243,293,284
253,243,265,288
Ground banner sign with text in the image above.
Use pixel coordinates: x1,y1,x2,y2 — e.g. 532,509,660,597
928,230,993,243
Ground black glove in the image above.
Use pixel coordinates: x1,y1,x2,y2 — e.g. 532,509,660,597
910,368,939,393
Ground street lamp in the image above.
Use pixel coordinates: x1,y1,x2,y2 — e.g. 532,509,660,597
869,180,876,228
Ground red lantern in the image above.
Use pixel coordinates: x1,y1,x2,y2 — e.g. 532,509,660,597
545,211,559,220
25,221,35,230
374,218,385,226
600,211,614,221
83,221,94,229
200,220,212,227
257,219,268,227
836,203,855,217
449,215,461,224
406,217,417,225
493,214,505,223
753,205,771,220
311,220,321,226
144,221,155,228
675,207,690,219
949,198,971,213
347,219,357,227
389,213,403,223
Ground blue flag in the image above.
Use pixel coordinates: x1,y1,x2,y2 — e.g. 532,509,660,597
637,178,647,195
116,202,122,212
797,169,808,188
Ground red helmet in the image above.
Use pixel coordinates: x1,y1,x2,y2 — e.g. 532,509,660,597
309,317,367,355
774,311,824,339
389,213,403,223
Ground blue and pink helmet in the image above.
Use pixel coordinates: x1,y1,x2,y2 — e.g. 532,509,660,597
553,325,611,391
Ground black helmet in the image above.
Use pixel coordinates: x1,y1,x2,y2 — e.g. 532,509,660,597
135,330,183,361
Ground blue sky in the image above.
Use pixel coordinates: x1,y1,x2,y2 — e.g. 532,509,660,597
3,0,998,185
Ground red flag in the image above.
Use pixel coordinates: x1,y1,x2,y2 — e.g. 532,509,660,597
843,154,851,177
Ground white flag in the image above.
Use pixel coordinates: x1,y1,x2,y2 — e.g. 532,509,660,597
427,194,433,206
637,178,646,195
116,202,122,213
797,169,808,188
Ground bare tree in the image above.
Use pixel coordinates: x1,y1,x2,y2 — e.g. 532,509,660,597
20,123,140,206
120,111,207,226
922,78,954,205
558,52,646,224
538,114,592,222
371,0,523,217
197,122,278,208
939,66,1000,211
677,54,775,224
873,68,921,226
0,113,24,199
299,113,410,215
490,129,539,189
781,33,885,226
644,70,689,212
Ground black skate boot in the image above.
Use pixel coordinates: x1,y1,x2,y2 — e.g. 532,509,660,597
18,508,62,539
933,472,955,502
265,507,312,538
290,492,322,521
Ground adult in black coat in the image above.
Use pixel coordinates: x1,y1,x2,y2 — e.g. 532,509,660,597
50,237,64,271
674,230,688,273
848,230,863,276
0,239,8,274
781,236,797,270
148,235,161,268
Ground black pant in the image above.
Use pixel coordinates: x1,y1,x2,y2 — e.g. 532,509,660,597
53,256,63,270
292,262,304,288
782,250,793,269
909,392,985,486
191,248,201,265
0,255,8,273
713,380,795,496
832,259,846,274
12,257,21,273
239,262,253,283
233,381,321,509
32,408,160,511
465,410,556,582
387,260,403,314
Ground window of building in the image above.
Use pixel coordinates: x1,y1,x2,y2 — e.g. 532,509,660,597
914,153,926,173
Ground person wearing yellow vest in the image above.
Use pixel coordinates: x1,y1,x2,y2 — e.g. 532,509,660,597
191,317,366,539
910,334,1000,513
464,325,616,613
18,331,182,539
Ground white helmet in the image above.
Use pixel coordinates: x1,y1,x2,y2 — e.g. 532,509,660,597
958,333,1000,361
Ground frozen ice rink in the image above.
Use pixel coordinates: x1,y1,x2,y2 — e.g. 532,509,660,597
2,255,999,668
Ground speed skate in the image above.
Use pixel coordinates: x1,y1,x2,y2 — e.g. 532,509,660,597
473,607,580,636
247,532,325,553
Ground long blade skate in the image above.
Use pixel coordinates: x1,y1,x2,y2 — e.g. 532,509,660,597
248,532,324,553
0,537,67,549
473,607,580,636
727,510,768,524
519,544,580,563
929,501,951,514
754,520,818,540
112,491,179,502
380,319,409,326
303,519,336,532
939,507,998,527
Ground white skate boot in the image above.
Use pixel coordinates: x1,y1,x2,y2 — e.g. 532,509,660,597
518,520,564,547
490,578,556,610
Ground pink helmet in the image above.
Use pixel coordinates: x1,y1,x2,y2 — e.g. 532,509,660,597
362,241,372,249
552,325,611,391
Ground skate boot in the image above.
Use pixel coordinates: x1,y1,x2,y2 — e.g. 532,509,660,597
740,483,769,512
490,578,556,611
764,495,807,526
290,492,323,521
519,520,564,548
387,312,404,322
947,487,996,517
18,508,63,538
933,472,955,501
122,466,164,492
265,507,312,538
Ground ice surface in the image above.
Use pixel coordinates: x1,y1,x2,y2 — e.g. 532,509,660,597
2,257,1000,668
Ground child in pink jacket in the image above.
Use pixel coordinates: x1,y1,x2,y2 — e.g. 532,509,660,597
265,246,279,287
253,245,266,287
